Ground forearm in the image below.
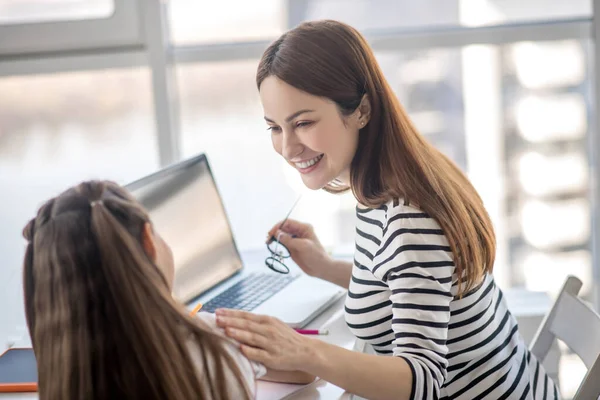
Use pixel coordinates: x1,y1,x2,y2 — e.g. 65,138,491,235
321,259,352,289
261,368,316,384
302,339,413,400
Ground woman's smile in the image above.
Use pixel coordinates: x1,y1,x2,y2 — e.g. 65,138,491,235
292,154,324,174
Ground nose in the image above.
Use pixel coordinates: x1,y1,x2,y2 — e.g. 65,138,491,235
281,129,303,160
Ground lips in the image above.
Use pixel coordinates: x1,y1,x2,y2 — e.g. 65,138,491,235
294,154,323,169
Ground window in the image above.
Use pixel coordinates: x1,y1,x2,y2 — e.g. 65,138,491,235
503,39,592,297
0,0,114,25
0,0,141,56
0,67,158,342
297,0,591,31
168,0,286,45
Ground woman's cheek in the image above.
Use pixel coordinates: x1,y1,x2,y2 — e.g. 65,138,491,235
272,134,283,155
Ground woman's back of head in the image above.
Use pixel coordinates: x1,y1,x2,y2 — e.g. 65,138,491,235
22,180,249,400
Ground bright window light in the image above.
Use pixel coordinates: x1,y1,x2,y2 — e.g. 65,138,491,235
521,250,592,296
409,111,445,135
517,151,588,196
521,199,590,249
516,94,586,143
399,54,448,83
511,41,585,89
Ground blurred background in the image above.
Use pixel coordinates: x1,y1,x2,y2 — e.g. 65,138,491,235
0,0,598,397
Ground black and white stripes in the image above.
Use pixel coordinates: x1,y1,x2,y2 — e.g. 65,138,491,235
345,201,560,399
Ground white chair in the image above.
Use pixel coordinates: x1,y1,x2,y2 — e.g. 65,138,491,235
530,275,600,400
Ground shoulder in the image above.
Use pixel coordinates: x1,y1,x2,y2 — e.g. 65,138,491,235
370,200,454,281
188,312,266,395
382,199,442,232
195,312,266,378
357,198,430,217
356,199,445,234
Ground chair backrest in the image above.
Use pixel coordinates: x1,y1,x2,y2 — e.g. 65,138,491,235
529,275,600,400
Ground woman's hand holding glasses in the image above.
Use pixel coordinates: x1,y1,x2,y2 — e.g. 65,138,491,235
265,219,333,279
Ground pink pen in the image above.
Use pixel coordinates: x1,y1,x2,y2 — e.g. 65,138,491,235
294,329,329,335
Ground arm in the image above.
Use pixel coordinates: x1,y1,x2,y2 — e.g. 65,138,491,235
332,267,452,400
305,207,453,399
261,368,316,384
218,208,453,399
303,339,413,400
321,259,353,289
368,209,454,399
217,306,413,400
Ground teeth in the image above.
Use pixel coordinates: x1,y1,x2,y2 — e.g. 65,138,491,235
295,154,323,169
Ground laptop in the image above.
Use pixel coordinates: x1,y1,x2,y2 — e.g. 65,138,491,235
125,153,346,328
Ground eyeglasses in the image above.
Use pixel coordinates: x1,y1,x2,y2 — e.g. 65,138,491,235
265,196,301,274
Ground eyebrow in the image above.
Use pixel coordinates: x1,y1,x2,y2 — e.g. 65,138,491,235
264,109,316,124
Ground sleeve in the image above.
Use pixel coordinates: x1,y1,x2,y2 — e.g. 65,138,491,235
371,207,454,400
193,312,267,390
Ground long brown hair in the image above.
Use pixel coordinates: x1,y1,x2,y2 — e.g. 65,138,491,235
257,20,496,293
22,180,250,400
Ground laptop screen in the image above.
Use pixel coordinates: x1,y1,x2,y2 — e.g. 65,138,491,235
126,154,243,303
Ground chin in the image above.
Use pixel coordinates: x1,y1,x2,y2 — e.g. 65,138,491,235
300,176,329,191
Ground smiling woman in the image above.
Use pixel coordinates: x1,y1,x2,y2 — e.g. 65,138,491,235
216,19,562,400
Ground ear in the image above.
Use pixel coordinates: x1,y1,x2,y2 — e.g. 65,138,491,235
141,222,157,261
356,95,371,127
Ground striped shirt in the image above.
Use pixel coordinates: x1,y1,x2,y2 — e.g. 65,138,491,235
345,200,560,399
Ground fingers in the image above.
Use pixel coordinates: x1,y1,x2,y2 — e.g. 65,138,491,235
226,327,270,349
216,315,269,337
267,219,311,242
283,219,312,237
240,345,272,365
215,309,272,324
272,230,295,248
267,222,285,240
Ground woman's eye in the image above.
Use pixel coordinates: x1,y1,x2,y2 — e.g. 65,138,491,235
267,126,281,133
296,121,313,128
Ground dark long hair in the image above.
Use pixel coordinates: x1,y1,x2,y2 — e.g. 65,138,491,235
257,20,496,293
22,180,250,400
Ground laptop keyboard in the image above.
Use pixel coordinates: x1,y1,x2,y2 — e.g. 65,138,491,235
201,273,299,313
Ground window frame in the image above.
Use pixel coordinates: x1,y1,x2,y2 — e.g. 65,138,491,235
0,0,142,56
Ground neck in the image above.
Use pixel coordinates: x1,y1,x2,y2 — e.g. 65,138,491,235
337,168,351,186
